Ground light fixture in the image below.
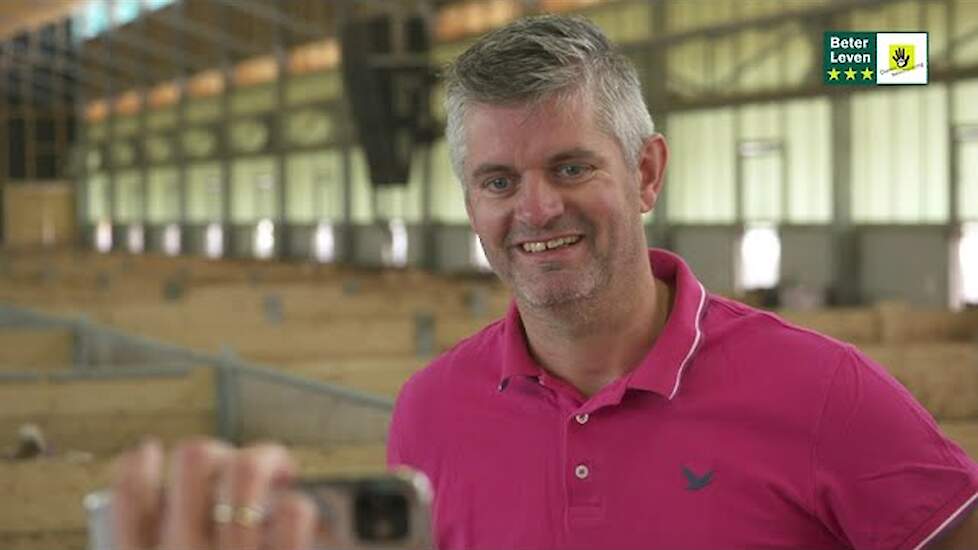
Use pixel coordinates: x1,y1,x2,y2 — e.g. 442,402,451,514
739,223,781,290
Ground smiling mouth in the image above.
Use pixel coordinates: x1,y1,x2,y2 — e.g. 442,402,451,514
519,235,582,253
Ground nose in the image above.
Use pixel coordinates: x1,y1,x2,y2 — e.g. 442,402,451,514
515,171,564,227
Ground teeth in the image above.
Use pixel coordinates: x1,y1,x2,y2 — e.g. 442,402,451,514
521,235,581,253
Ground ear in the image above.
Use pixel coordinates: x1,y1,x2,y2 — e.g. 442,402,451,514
636,134,669,214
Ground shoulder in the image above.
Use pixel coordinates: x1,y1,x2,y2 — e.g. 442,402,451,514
392,318,506,421
388,318,505,467
702,293,853,372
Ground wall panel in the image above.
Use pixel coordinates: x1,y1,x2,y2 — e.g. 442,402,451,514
349,148,373,224
785,99,831,223
953,0,978,65
960,142,978,221
186,162,223,223
185,98,221,124
230,85,277,116
429,139,467,224
666,109,736,223
86,173,109,222
230,156,277,223
851,85,949,223
284,72,342,106
113,170,142,223
146,108,177,131
285,150,343,223
146,166,179,223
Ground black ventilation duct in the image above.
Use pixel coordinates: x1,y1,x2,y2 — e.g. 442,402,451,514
341,11,434,186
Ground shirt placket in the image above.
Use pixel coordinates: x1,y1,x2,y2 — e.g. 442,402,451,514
563,403,605,527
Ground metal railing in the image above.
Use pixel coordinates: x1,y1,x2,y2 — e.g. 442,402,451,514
0,303,394,447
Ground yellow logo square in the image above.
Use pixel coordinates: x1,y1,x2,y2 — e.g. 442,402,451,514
889,44,915,71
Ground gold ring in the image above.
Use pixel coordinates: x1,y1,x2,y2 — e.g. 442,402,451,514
212,502,265,528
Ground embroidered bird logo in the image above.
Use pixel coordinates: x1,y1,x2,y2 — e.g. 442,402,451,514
682,466,714,491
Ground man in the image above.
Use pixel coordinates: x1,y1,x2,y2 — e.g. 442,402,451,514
112,14,977,550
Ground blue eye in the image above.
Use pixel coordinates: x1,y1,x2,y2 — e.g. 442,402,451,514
483,176,513,193
555,164,592,179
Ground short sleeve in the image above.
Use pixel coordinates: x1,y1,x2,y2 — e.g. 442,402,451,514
812,346,978,550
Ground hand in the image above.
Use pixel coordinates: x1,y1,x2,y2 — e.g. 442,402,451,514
892,47,910,68
111,437,319,550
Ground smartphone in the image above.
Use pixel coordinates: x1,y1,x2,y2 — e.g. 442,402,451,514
84,467,434,550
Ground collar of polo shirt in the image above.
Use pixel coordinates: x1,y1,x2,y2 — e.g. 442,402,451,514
497,249,707,402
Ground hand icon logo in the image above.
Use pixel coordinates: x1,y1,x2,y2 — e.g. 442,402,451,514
892,47,910,69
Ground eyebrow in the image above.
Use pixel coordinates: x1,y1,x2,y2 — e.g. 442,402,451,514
548,147,602,165
469,147,603,180
470,163,512,180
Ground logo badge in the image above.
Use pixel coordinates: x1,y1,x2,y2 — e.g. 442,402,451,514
877,33,928,85
888,44,914,71
823,31,928,86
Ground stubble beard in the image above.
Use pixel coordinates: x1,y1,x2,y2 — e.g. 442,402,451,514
486,214,649,329
482,236,614,322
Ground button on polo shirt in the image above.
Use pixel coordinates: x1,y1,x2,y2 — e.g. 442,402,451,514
389,249,978,550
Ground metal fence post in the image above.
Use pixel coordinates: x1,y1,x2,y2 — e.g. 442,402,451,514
414,311,435,358
73,315,92,370
215,346,241,444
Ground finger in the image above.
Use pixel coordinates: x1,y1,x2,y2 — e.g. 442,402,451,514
265,491,319,550
111,438,164,550
215,443,296,550
160,438,233,550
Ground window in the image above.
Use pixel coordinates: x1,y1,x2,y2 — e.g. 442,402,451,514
958,223,978,307
113,0,141,26
127,224,144,253
75,2,110,41
382,219,408,267
314,222,336,263
254,219,275,259
163,224,181,256
204,223,223,259
95,221,112,253
144,0,176,10
739,223,781,290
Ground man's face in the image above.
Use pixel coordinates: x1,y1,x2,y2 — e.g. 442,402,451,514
462,95,653,309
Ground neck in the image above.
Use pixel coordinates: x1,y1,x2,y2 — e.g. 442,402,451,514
518,267,673,399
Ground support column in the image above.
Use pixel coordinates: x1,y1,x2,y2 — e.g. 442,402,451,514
830,94,860,305
420,141,436,270
216,0,235,259
24,31,37,181
273,0,290,260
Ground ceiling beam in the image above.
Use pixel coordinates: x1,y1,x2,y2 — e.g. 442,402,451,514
99,26,213,73
153,7,265,58
211,0,327,41
620,0,896,53
0,41,111,94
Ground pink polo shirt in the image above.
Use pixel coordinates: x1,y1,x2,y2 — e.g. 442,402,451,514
388,249,978,550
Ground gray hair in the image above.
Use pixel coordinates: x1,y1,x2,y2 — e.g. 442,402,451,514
444,14,655,180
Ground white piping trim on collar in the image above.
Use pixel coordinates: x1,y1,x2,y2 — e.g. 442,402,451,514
912,491,978,550
668,280,706,401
